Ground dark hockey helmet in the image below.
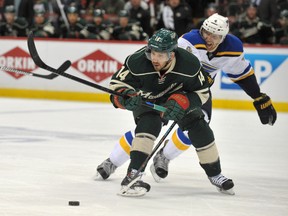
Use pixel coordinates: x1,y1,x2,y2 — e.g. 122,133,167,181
4,5,15,13
145,28,178,60
147,28,178,52
94,9,105,17
118,10,129,18
67,6,78,14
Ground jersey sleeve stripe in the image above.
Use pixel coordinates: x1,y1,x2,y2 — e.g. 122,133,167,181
226,65,254,81
216,51,242,57
194,44,206,50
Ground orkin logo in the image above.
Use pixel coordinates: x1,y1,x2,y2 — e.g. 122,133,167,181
0,47,37,79
72,50,122,83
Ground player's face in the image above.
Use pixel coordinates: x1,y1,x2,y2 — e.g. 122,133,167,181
150,50,172,71
34,15,45,24
67,13,78,24
4,12,15,24
119,17,129,27
201,29,222,52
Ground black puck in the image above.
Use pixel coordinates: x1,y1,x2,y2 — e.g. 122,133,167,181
68,201,80,206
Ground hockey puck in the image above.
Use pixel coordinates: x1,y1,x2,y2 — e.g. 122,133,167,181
68,201,80,206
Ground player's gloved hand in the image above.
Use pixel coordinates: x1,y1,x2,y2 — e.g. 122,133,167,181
253,93,277,125
112,88,142,111
162,93,190,121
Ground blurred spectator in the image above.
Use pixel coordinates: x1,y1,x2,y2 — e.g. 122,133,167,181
112,9,148,41
124,0,149,10
217,0,246,16
17,0,34,26
257,0,279,25
227,0,249,16
98,0,125,14
156,0,193,37
124,0,153,37
59,5,88,38
185,0,214,18
29,7,58,38
274,9,288,44
0,0,15,21
230,4,275,44
17,0,49,27
86,9,113,40
196,3,218,29
0,5,28,36
82,6,94,23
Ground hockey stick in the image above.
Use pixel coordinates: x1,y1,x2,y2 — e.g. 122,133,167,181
0,61,70,79
118,121,177,196
27,32,167,113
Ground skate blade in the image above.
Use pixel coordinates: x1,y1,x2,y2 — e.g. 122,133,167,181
150,164,162,183
216,187,235,195
117,186,147,197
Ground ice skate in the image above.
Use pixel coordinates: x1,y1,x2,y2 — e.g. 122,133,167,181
150,146,170,182
208,173,235,195
118,169,150,197
96,158,117,180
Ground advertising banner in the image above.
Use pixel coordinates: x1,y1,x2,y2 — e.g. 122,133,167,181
0,38,287,111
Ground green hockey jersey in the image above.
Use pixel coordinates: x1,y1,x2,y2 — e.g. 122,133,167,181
110,46,210,105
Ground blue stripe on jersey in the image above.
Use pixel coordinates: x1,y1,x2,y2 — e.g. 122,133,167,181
177,128,192,145
182,29,244,54
202,62,218,73
218,34,244,53
226,63,252,79
124,131,133,146
181,29,205,46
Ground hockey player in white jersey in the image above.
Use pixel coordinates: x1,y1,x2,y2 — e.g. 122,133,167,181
96,13,277,194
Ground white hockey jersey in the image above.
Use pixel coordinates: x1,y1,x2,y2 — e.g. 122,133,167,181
178,29,254,82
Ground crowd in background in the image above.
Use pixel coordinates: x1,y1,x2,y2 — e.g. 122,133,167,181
0,0,287,44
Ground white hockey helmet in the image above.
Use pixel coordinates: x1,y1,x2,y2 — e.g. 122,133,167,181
201,13,229,42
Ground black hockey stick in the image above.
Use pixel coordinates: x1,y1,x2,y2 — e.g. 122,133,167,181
0,61,70,79
118,121,177,196
27,32,72,75
27,32,167,112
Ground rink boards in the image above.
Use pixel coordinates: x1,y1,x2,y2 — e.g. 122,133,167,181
0,37,287,112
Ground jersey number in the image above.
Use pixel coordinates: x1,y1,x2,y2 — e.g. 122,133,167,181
198,71,205,86
116,66,129,81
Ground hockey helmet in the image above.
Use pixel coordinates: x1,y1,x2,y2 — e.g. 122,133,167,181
94,9,105,17
34,7,46,16
201,13,229,41
4,5,15,13
118,10,129,18
147,28,178,53
145,28,178,61
67,6,78,14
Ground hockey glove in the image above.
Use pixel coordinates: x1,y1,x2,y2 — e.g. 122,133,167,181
162,93,190,121
253,93,277,125
112,88,142,111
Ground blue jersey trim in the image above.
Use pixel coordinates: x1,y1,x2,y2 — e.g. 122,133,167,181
226,63,252,79
124,131,133,146
182,30,244,54
176,128,192,145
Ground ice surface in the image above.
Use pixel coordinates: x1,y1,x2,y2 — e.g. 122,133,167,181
0,98,287,216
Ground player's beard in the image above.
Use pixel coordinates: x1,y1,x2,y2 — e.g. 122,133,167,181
152,59,171,72
152,62,163,71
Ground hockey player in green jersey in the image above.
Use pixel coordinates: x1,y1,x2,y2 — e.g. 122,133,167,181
108,28,234,196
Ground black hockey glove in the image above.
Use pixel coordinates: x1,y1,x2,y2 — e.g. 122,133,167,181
162,93,190,121
253,93,277,125
111,88,142,111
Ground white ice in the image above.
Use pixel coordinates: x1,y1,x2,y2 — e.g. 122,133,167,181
0,98,287,216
